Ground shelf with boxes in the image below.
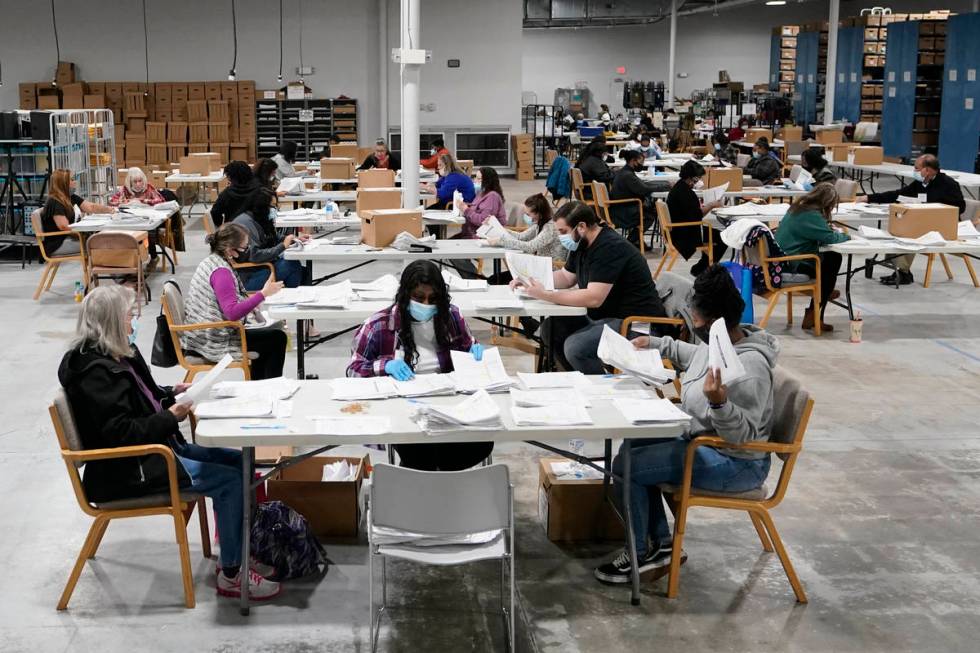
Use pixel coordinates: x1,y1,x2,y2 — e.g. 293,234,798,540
793,21,828,131
769,25,800,95
513,134,533,181
253,92,358,162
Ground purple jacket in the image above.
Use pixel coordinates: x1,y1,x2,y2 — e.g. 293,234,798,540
461,190,506,238
346,304,476,377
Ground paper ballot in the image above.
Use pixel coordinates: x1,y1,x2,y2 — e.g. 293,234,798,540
450,190,463,218
896,231,947,247
505,252,555,291
176,354,232,405
858,225,894,240
476,216,508,241
441,269,489,291
701,182,728,206
958,220,980,238
708,318,745,385
613,398,691,425
449,348,514,392
596,326,675,385
276,177,306,194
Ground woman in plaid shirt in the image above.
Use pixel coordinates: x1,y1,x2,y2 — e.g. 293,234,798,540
346,261,492,470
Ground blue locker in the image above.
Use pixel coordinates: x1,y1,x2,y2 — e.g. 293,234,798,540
795,31,820,128
882,21,918,159
834,27,863,124
939,13,980,172
794,34,808,123
770,33,782,92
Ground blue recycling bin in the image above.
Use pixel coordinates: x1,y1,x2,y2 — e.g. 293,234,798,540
720,261,755,324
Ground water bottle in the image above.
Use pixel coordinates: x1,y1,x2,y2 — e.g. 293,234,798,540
73,281,83,303
568,439,586,477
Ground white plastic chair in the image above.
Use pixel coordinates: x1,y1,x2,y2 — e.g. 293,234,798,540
368,463,515,652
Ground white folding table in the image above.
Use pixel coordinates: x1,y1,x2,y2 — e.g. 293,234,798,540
164,171,224,222
70,206,180,273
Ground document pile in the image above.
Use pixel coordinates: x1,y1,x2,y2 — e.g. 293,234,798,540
472,292,523,310
312,416,392,436
263,280,354,308
857,225,894,239
423,210,463,224
276,177,306,194
194,397,283,419
321,460,358,482
329,374,458,401
448,348,515,392
352,274,400,301
959,220,980,239
895,231,947,247
212,376,300,400
516,371,588,389
391,232,436,251
511,403,593,427
612,397,691,425
509,388,591,408
596,326,676,386
701,182,728,206
442,269,488,291
412,389,503,433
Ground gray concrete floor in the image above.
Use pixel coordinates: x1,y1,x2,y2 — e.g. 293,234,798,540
2,176,980,653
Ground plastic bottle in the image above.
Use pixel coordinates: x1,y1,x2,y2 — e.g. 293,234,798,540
568,439,586,477
73,281,83,302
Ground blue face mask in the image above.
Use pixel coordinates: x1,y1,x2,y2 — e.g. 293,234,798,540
522,213,535,226
473,183,482,193
408,300,437,322
128,316,139,346
913,171,925,183
558,232,579,252
269,207,278,220
752,151,761,159
714,143,721,151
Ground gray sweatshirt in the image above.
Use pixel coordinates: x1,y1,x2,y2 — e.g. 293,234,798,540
649,325,779,460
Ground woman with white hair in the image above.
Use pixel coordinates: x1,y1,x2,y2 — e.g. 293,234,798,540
58,285,281,601
109,167,165,206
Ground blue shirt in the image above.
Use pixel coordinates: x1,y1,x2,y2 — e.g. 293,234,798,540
435,172,475,205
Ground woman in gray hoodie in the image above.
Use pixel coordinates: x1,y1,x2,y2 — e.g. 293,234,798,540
595,265,780,585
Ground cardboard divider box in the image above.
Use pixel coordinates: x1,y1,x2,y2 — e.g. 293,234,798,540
208,100,230,123
356,188,402,216
187,82,206,101
781,126,803,141
849,146,883,166
330,142,360,159
319,157,356,180
180,153,220,175
356,168,396,188
189,122,209,144
209,122,229,142
38,94,60,110
361,209,423,247
230,143,248,161
187,100,208,123
167,144,187,162
888,204,958,240
168,122,188,143
266,455,368,538
815,128,844,144
827,143,859,162
205,82,222,101
126,138,146,162
145,122,166,143
745,128,774,143
83,94,106,109
19,84,37,110
705,166,744,192
154,83,172,103
62,94,84,110
209,142,230,165
56,61,77,85
146,143,167,166
538,459,624,542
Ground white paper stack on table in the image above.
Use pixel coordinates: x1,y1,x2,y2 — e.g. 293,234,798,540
511,403,593,426
212,376,300,400
313,415,392,436
412,389,503,433
264,280,355,308
958,220,980,239
472,290,524,310
442,269,488,291
596,326,676,386
613,397,691,425
391,231,436,251
449,348,515,392
895,231,947,247
330,374,458,400
352,274,400,301
424,210,464,224
276,177,306,194
516,371,588,389
194,397,292,419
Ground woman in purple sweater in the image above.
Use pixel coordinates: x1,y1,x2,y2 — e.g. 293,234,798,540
182,224,287,380
454,167,506,239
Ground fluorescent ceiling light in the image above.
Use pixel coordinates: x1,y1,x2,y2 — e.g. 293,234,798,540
766,1,787,5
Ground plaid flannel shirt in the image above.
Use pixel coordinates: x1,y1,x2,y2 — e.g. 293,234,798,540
346,304,476,377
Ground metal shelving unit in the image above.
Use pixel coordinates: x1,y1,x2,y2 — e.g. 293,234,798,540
254,97,357,162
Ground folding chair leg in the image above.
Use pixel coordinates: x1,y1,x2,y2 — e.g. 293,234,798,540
960,255,980,288
34,263,53,299
757,509,807,603
654,251,669,279
665,250,679,272
811,291,822,337
749,512,774,552
87,518,111,559
666,498,690,599
940,253,953,280
197,498,212,559
57,516,106,610
45,261,61,291
173,508,196,608
924,254,935,288
786,292,793,326
183,369,198,383
759,295,780,329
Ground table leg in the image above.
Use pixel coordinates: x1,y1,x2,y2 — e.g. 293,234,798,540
296,319,306,379
240,446,254,616
622,444,641,606
493,258,501,279
844,254,855,321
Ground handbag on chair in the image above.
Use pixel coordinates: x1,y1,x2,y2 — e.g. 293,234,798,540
152,280,180,367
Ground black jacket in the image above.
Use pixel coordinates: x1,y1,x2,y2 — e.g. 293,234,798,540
666,181,708,260
747,153,782,184
609,166,669,229
58,345,190,503
210,180,259,228
358,153,402,172
868,172,966,214
577,155,614,200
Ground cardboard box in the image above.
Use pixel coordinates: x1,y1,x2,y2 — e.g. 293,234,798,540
127,117,146,134
745,128,774,143
204,82,222,101
209,122,229,142
126,138,146,161
888,204,958,240
356,168,396,189
187,100,208,123
230,142,248,161
167,144,186,162
83,94,106,109
827,143,858,162
516,167,535,181
319,157,356,180
167,122,188,143
145,122,166,143
815,128,844,144
187,82,206,100
355,188,402,216
146,143,167,165
266,455,367,538
849,146,883,166
114,124,126,142
361,208,423,247
179,153,219,175
538,459,624,542
171,83,188,101
330,142,359,160
189,122,209,144
208,100,230,123
209,142,230,165
780,126,803,141
62,94,84,109
705,166,744,192
56,61,76,85
38,94,60,110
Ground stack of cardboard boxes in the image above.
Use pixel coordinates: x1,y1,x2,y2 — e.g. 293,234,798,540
513,133,534,181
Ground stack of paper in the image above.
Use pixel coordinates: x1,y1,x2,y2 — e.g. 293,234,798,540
857,225,893,240
212,377,300,400
476,216,508,240
550,460,605,480
511,404,593,426
276,177,306,194
262,287,319,306
153,200,179,212
707,318,746,384
423,210,464,224
517,371,587,389
330,377,399,401
450,190,463,218
958,220,980,239
510,388,591,408
321,460,357,482
391,374,458,398
296,280,355,309
473,296,523,310
194,397,276,419
896,231,947,247
413,390,503,433
176,354,232,405
596,326,676,386
442,270,488,291
505,251,555,290
581,377,656,401
449,348,515,393
613,398,691,425
352,274,400,301
391,232,436,251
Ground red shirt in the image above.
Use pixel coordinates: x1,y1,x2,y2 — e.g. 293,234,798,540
421,147,449,170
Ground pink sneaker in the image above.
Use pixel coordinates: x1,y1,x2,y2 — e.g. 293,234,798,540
215,557,276,579
216,569,282,600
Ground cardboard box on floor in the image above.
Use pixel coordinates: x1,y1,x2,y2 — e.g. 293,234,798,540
361,208,423,247
356,188,402,216
888,204,958,240
538,458,624,542
705,166,744,192
266,455,368,538
320,157,356,180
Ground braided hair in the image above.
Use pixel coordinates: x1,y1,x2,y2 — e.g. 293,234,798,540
394,260,453,370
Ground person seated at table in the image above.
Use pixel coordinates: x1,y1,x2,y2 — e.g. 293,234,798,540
232,188,306,290
484,193,564,268
357,139,401,172
453,167,505,239
610,150,670,246
272,141,302,182
666,160,725,277
514,201,667,374
712,132,740,166
211,161,259,228
346,260,491,471
109,167,165,206
182,224,286,380
252,158,280,194
636,134,664,161
774,184,849,332
746,138,782,185
58,285,281,600
575,140,614,201
40,168,117,256
800,148,836,186
420,138,450,170
423,153,475,211
858,154,966,286
593,265,778,584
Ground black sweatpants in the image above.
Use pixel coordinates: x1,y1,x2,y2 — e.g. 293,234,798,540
246,327,287,380
799,251,843,309
393,442,495,471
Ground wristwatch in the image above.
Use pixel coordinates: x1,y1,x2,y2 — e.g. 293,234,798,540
709,401,727,410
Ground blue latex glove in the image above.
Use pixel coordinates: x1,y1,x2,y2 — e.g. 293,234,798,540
384,359,415,381
470,343,484,361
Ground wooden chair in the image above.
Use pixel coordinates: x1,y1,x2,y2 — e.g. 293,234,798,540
48,389,210,610
457,159,475,176
750,238,823,336
202,211,216,235
161,281,254,382
569,167,596,208
923,252,979,289
591,181,646,253
653,200,713,279
31,209,86,300
659,366,814,603
619,316,685,399
86,232,151,315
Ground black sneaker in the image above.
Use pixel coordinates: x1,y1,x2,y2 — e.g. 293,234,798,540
878,270,914,286
593,545,685,584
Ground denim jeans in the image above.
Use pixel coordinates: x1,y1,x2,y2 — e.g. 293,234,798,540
613,437,771,556
543,316,623,374
242,256,305,290
174,442,243,568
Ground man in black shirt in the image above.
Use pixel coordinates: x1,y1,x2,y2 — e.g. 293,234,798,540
515,201,667,373
860,154,966,285
609,150,670,246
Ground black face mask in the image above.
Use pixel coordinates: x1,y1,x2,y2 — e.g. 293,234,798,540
693,325,710,343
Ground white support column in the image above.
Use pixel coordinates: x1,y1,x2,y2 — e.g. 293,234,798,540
399,0,421,210
824,0,840,125
379,0,388,140
667,0,677,109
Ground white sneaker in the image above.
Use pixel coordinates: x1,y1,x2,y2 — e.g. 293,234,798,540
214,557,277,579
216,568,282,601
